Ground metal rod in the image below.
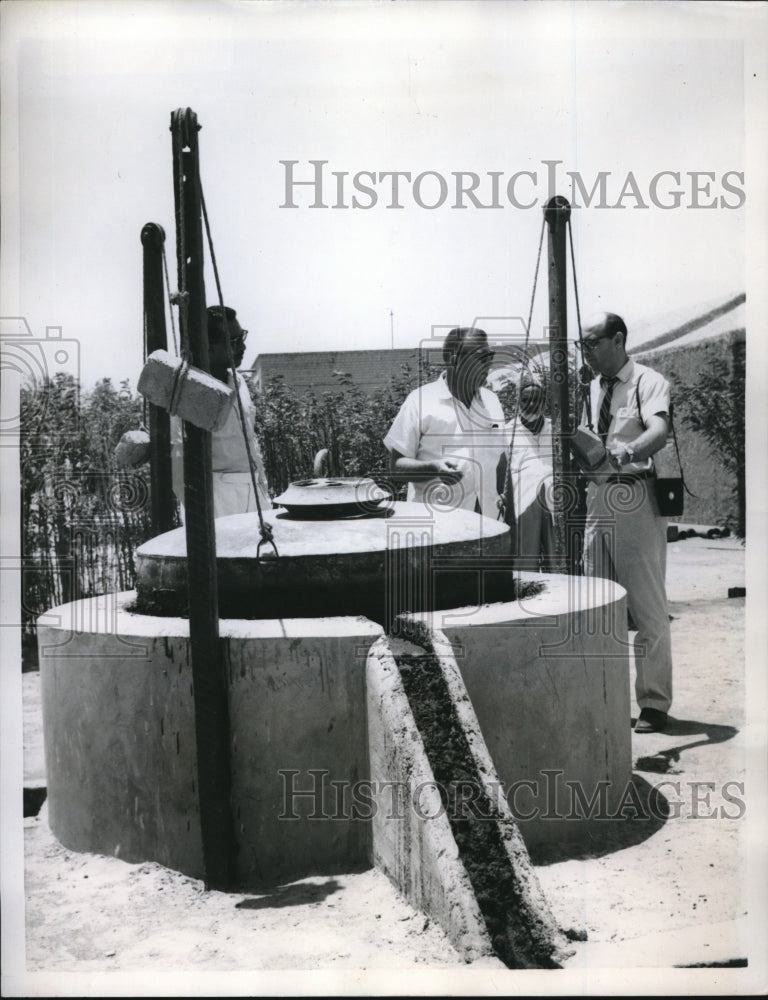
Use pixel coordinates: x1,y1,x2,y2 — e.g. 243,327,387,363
543,195,573,574
141,222,176,535
170,107,235,890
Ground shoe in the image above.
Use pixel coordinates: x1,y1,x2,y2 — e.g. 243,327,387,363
634,708,668,734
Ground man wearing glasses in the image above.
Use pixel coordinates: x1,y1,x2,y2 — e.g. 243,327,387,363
171,305,270,521
384,326,505,516
580,311,673,734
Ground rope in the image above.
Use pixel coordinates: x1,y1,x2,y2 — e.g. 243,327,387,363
200,184,278,562
172,121,191,362
499,214,546,526
142,290,149,430
168,358,190,416
162,245,179,357
568,218,594,431
567,219,583,345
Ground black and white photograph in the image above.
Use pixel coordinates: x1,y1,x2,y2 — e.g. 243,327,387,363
1,1,766,996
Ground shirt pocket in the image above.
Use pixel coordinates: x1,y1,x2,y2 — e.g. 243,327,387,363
611,405,645,440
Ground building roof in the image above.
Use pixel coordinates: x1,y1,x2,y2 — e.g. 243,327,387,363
629,292,745,356
248,347,430,396
249,294,746,398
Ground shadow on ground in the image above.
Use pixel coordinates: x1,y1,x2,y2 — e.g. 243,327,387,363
529,774,669,865
23,787,47,818
633,719,738,776
676,958,747,968
236,877,343,910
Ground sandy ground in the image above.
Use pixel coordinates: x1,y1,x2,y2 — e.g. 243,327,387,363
9,535,767,995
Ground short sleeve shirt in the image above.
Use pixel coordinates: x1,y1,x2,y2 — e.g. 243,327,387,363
588,358,670,474
507,416,554,514
383,374,506,515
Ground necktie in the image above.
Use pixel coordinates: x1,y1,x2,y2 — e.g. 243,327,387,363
598,376,619,442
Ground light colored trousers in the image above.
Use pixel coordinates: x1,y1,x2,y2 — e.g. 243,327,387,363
512,482,556,573
176,471,272,523
584,478,673,713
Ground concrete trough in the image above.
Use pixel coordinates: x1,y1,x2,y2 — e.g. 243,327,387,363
367,628,571,967
404,571,632,851
366,634,497,963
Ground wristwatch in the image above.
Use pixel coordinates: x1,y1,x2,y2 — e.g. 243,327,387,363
624,445,636,465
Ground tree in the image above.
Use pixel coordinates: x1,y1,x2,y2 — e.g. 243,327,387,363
671,349,745,537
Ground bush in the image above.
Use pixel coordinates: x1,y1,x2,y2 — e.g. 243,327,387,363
21,375,154,639
670,350,745,537
249,361,440,496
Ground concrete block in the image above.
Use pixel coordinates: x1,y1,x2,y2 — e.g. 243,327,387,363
114,429,150,468
137,349,234,431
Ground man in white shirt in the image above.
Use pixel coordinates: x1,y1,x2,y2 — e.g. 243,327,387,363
503,371,555,570
580,311,673,734
383,327,506,517
171,306,270,521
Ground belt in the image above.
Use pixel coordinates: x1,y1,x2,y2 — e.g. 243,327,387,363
604,471,654,486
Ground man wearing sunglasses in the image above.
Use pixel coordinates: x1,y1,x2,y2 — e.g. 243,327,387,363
580,311,673,734
384,326,505,516
171,305,270,521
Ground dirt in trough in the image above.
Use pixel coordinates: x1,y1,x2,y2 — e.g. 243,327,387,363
396,648,561,969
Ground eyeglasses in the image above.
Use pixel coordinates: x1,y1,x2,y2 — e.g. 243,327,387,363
581,334,612,352
231,329,248,344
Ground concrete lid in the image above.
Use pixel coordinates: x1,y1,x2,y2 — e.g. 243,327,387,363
137,502,509,561
134,502,512,620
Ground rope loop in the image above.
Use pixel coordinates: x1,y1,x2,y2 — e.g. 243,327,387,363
168,358,190,416
256,526,279,567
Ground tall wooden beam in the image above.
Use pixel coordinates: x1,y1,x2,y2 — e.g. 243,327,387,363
141,222,176,535
170,107,235,890
544,195,574,574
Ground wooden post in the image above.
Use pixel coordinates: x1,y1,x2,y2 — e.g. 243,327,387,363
544,196,574,575
170,107,235,890
141,222,176,535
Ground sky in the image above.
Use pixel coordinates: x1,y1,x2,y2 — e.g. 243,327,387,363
1,0,764,392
